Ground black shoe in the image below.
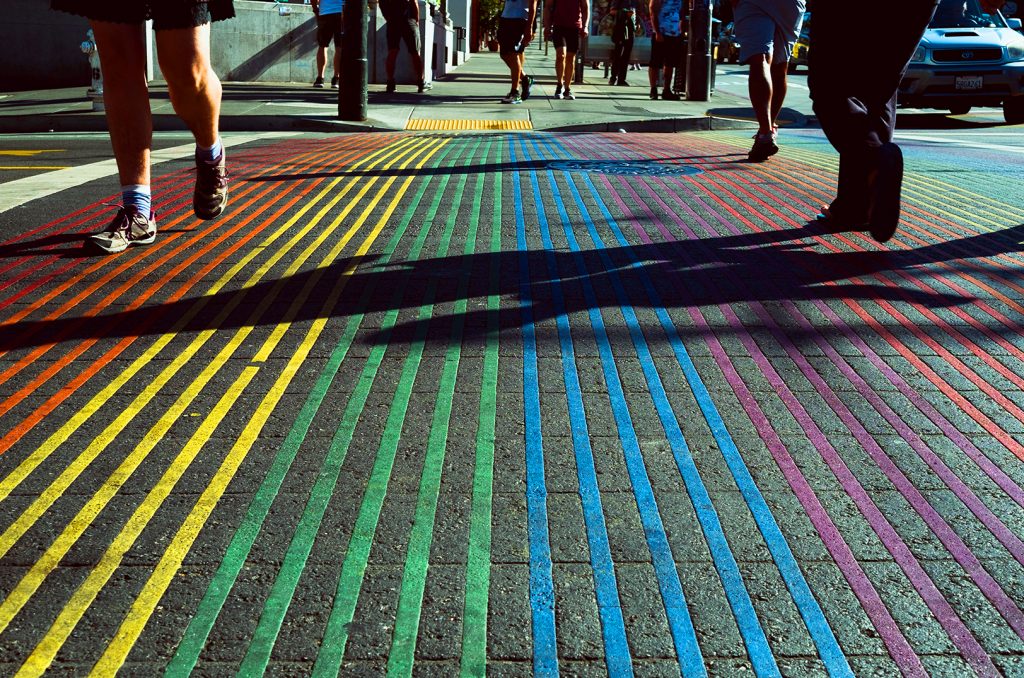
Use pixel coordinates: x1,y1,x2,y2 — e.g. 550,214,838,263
331,74,340,88
418,80,432,92
650,87,659,100
814,202,868,233
313,76,325,88
386,79,397,93
194,149,228,220
747,131,779,163
662,89,680,101
521,74,534,100
868,143,904,243
617,80,629,86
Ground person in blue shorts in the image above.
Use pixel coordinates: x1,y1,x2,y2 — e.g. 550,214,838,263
311,0,343,88
732,0,805,161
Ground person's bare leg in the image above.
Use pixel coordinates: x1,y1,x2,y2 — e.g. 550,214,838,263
90,21,151,187
554,47,565,86
747,53,773,134
316,45,328,79
410,52,426,83
386,48,400,81
564,51,576,88
502,52,522,89
769,61,788,127
156,24,220,147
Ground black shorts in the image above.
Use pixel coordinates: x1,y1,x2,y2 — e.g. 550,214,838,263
316,12,343,48
550,25,580,53
386,17,421,53
51,0,235,30
498,18,529,55
650,35,683,69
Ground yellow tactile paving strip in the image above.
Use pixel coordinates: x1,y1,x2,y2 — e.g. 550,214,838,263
405,119,532,131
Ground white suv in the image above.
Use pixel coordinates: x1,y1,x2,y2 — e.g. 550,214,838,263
899,0,1024,123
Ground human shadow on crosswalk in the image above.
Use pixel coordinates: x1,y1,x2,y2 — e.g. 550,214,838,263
0,221,1021,353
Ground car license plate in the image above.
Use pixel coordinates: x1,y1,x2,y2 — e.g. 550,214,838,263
955,75,983,90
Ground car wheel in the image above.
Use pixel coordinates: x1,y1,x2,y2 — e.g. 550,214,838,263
949,104,971,115
1004,96,1024,124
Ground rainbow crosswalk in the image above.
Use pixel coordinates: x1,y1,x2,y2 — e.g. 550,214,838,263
1,130,1023,675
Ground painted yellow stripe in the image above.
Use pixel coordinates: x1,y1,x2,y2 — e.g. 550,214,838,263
9,137,446,675
0,139,425,630
0,150,64,156
91,139,448,676
0,166,71,170
14,365,261,678
0,137,418,508
405,119,532,131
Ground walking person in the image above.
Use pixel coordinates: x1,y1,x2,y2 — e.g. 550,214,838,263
543,0,589,99
50,0,233,254
809,0,961,242
311,0,343,88
498,0,539,103
609,1,638,86
380,0,431,93
648,0,684,100
732,0,805,161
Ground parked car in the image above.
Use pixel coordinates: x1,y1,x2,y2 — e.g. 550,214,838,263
717,22,740,63
899,0,1024,122
788,12,810,73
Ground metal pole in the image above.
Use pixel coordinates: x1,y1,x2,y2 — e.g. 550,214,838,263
685,0,712,101
340,0,369,120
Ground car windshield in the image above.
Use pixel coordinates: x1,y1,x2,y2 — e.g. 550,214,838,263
929,0,1008,28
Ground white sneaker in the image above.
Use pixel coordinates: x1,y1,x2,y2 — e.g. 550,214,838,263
88,207,157,254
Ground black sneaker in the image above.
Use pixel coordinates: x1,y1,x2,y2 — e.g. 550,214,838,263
563,88,575,100
650,86,659,100
662,89,680,100
331,74,340,88
386,79,397,93
554,83,563,99
418,80,432,92
501,89,523,104
521,74,534,100
747,131,779,163
194,149,229,220
313,76,325,88
87,207,157,254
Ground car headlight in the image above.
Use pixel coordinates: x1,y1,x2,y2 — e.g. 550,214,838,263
910,46,927,63
1009,44,1024,61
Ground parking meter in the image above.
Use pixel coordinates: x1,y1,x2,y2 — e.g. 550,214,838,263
685,0,712,101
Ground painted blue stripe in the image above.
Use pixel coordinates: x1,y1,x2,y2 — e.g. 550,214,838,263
531,138,778,674
570,162,853,678
521,137,706,678
516,143,635,676
510,138,559,678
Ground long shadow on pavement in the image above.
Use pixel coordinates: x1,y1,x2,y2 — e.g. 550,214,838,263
2,221,1021,353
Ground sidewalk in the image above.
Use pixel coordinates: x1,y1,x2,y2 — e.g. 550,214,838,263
0,50,773,134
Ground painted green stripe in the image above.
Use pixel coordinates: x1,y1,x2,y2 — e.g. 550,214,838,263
237,140,463,677
459,147,503,678
163,137,462,678
311,138,480,678
386,138,490,677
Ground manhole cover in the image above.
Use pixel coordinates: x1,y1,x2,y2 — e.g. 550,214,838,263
546,160,702,177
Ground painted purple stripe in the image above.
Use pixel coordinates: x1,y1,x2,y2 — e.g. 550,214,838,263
598,159,1000,674
783,297,1024,566
587,170,925,676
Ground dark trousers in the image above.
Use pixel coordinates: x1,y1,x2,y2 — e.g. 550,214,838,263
611,39,633,83
808,1,938,211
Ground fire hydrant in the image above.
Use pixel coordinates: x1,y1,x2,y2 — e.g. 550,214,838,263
80,29,104,111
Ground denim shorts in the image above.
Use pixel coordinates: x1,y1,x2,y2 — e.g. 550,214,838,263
734,0,804,65
51,0,235,30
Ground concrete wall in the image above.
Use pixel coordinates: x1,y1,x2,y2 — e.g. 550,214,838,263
1,0,91,91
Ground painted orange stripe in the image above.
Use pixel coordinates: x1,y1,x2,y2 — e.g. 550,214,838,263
0,138,387,455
